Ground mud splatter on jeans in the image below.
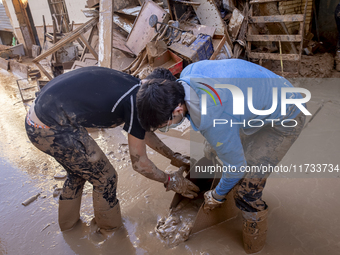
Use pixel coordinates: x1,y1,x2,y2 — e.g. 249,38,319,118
25,119,118,208
235,112,306,212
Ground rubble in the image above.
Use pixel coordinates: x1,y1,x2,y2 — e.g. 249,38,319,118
0,0,339,106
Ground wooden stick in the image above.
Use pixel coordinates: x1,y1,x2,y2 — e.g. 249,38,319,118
33,17,98,63
79,34,98,61
35,62,53,80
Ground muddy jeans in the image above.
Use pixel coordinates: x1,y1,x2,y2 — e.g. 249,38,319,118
25,117,118,208
234,112,306,212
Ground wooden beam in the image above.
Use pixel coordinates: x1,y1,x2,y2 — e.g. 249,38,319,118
98,0,114,68
210,35,226,60
80,25,96,61
250,0,282,4
34,62,53,80
248,52,300,61
79,34,98,61
247,34,302,42
33,17,98,63
298,0,309,74
249,14,304,23
172,0,201,6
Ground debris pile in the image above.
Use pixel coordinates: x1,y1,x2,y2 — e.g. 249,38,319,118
1,0,340,108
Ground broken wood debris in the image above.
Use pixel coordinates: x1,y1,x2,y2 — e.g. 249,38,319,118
22,193,41,206
0,0,321,86
246,0,309,76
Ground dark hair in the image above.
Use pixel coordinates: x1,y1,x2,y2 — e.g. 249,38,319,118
136,78,185,132
145,67,177,81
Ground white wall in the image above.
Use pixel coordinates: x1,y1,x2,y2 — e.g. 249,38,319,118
4,0,89,29
28,0,52,26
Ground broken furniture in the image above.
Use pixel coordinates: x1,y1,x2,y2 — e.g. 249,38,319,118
247,0,309,76
152,50,183,75
33,17,99,80
16,79,39,111
126,0,169,56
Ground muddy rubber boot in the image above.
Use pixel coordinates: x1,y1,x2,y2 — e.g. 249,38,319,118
92,190,123,233
335,51,340,72
242,208,268,254
58,195,82,231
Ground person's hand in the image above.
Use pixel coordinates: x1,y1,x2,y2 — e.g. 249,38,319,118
170,152,191,168
203,140,217,160
203,190,225,211
165,166,200,199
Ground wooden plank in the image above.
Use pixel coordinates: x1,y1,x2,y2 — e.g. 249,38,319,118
71,60,93,70
98,0,113,68
112,13,134,34
0,57,9,71
192,0,226,36
80,25,96,61
247,34,302,42
249,14,304,23
79,34,98,61
210,35,226,60
298,0,308,73
33,17,98,63
248,52,300,61
126,0,168,56
116,6,141,17
112,30,133,55
250,0,282,4
172,0,200,6
34,62,53,80
9,60,28,78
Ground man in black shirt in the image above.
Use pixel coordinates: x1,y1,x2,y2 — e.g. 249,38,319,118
25,66,199,233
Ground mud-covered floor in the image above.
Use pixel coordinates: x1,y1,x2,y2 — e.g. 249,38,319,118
1,68,340,255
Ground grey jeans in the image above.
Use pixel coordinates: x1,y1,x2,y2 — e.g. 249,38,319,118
234,112,306,212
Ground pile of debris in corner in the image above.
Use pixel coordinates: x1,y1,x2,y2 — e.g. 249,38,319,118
32,0,245,80
2,0,340,86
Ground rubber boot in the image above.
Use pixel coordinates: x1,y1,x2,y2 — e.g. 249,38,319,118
242,208,268,254
92,190,123,233
58,195,82,231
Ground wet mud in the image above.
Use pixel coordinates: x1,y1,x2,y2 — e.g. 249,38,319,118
1,69,340,254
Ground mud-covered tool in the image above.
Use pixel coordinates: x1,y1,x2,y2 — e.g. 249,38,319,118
169,157,238,235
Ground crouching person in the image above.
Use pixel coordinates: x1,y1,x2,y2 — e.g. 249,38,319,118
136,60,307,253
25,66,199,234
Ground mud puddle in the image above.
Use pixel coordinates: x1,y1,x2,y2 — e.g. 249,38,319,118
1,69,340,254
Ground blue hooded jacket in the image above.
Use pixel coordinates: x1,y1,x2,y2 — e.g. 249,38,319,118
178,59,304,197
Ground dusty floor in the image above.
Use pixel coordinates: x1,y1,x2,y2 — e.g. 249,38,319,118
0,68,340,255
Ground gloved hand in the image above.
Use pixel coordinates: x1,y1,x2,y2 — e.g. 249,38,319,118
165,166,200,199
203,140,217,160
203,189,225,211
170,152,191,168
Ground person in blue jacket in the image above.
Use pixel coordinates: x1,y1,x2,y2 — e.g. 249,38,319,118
136,59,308,253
